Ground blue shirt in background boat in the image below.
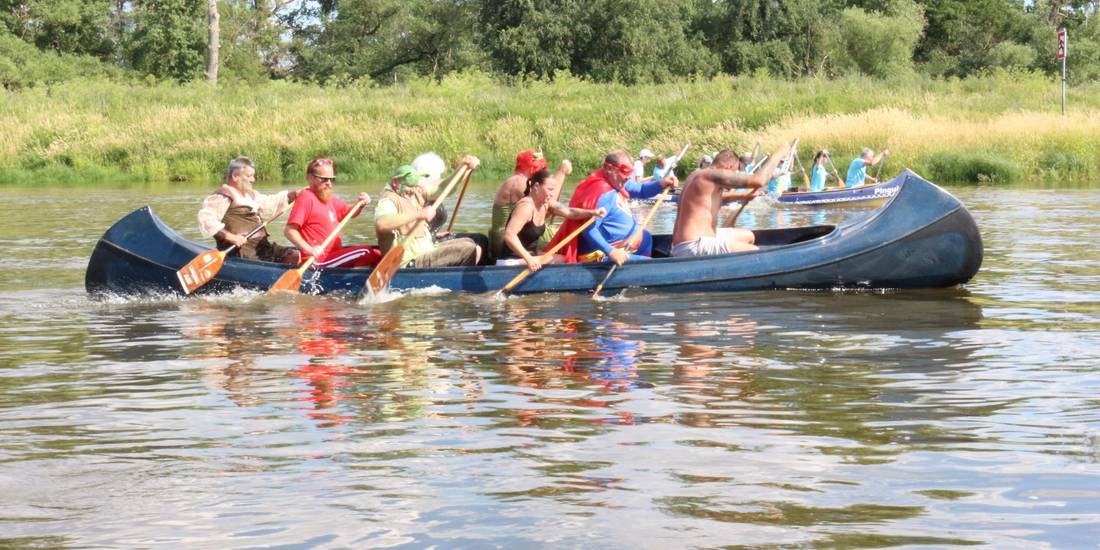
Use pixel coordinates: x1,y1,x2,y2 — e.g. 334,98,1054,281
810,165,828,192
845,158,868,188
767,157,793,194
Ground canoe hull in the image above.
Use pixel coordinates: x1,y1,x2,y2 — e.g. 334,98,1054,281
777,177,903,207
86,170,982,296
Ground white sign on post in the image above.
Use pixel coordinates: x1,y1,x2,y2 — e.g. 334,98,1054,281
1057,29,1067,61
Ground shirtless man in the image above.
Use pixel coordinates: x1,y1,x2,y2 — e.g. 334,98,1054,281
671,143,790,257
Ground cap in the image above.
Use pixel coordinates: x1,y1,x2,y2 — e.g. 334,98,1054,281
639,148,654,159
308,158,335,179
392,164,429,188
515,149,548,176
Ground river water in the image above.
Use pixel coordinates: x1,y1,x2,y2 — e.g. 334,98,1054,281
2,182,1099,548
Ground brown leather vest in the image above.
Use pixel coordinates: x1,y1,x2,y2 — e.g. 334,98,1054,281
211,186,268,256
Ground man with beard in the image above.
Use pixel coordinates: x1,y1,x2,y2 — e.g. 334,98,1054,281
375,153,482,268
671,143,790,257
283,158,382,268
197,156,303,263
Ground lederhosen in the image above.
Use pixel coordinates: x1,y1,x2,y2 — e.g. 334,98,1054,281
212,190,293,262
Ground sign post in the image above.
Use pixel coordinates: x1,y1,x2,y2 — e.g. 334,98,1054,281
1057,28,1067,115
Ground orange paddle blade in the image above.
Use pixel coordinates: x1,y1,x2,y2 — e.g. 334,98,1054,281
366,243,406,295
176,250,227,294
265,268,301,294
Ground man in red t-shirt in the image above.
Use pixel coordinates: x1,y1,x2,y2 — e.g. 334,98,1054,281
284,158,382,268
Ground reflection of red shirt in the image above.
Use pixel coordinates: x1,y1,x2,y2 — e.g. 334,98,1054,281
286,189,352,258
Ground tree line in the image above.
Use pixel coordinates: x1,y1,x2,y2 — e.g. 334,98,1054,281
1,0,1097,89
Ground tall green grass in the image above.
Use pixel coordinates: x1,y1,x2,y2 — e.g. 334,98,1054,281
1,70,1097,186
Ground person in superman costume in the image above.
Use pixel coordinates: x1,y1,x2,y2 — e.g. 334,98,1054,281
546,149,677,266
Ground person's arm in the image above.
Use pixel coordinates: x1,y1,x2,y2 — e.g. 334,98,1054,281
549,160,572,202
284,224,324,258
871,149,889,166
374,199,432,233
198,194,247,246
625,175,675,199
255,190,289,220
583,193,628,265
549,201,606,221
503,200,542,271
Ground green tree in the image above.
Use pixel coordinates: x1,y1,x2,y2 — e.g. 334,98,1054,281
287,0,483,83
0,0,115,58
125,0,205,81
830,0,925,78
481,0,717,83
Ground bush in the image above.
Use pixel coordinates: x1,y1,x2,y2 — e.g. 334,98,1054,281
922,152,1023,184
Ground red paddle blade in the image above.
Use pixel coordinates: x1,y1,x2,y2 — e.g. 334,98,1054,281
176,250,226,295
366,244,406,295
268,268,303,293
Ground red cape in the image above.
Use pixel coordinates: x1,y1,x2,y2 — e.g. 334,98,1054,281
546,170,625,263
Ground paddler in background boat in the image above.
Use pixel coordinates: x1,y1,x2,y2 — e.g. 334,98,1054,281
845,147,890,187
374,154,483,268
810,150,832,192
546,149,678,266
633,148,655,181
498,169,606,271
283,158,382,268
489,149,571,261
671,144,789,257
765,151,794,194
197,156,303,264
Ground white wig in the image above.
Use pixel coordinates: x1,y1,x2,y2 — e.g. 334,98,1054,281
412,152,446,195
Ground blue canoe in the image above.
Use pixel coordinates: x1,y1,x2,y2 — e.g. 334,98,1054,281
775,176,902,207
85,170,982,297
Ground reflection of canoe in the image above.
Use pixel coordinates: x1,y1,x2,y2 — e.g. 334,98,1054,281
85,170,982,296
777,175,902,207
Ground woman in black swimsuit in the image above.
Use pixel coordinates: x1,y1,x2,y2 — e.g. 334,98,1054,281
501,169,605,272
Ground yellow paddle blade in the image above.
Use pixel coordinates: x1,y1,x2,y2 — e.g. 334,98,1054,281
366,243,406,295
176,250,227,295
268,267,304,293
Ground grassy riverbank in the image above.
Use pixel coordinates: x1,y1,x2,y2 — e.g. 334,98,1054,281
1,70,1097,186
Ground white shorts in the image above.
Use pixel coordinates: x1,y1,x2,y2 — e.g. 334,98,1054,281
671,228,738,257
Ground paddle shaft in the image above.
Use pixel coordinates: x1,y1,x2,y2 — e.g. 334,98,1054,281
793,148,811,189
873,151,889,181
827,157,844,186
445,169,473,234
223,205,289,255
495,216,597,296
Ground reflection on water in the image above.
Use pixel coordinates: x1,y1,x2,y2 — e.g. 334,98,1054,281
1,185,1099,547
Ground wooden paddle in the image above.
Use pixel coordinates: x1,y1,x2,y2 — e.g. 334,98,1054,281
749,141,761,168
873,149,889,182
177,205,289,294
444,168,473,234
267,199,366,294
494,216,598,297
365,164,472,296
827,155,845,188
792,145,811,191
